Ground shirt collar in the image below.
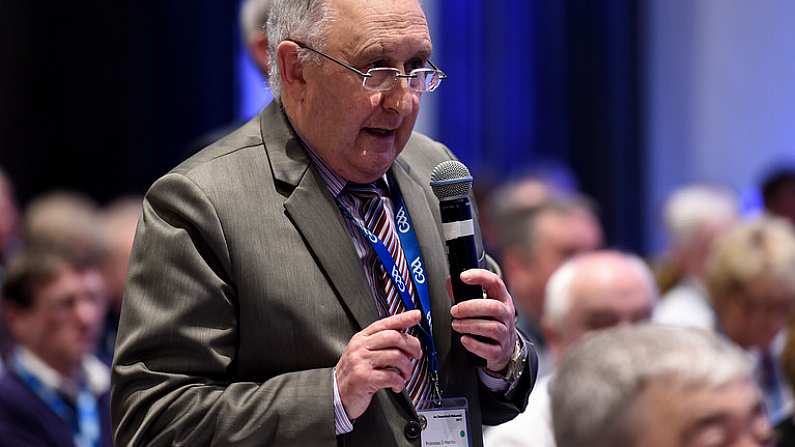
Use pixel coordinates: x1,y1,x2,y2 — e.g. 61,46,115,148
284,114,389,198
14,346,110,398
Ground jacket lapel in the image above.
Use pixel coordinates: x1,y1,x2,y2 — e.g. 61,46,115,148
262,102,380,331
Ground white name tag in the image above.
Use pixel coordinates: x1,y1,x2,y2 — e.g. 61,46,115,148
418,398,470,447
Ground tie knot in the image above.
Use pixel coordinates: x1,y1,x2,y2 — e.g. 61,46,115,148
345,180,386,200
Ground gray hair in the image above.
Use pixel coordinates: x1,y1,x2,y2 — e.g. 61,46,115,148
495,196,598,256
266,0,336,98
664,184,738,247
240,0,273,45
550,323,752,447
543,251,657,333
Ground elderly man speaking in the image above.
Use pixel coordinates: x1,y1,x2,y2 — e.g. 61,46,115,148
110,0,536,446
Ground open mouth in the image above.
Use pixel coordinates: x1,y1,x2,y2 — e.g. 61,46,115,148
364,127,396,137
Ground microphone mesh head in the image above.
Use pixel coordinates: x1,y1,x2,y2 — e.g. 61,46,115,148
430,160,473,200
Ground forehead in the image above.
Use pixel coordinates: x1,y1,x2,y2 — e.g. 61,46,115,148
536,210,599,245
328,0,432,60
35,266,82,304
571,264,652,310
638,379,762,442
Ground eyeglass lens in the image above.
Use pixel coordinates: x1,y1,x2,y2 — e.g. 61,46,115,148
364,70,441,92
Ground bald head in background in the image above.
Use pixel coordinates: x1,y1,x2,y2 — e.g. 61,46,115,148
484,251,657,447
543,250,657,363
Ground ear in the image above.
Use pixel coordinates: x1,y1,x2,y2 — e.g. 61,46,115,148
502,248,533,287
540,319,563,363
2,303,31,344
277,40,306,99
248,31,271,75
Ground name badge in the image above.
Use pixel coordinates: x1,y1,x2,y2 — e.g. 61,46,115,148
418,398,470,447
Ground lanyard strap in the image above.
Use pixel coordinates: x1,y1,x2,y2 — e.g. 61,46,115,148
337,176,442,399
12,351,101,447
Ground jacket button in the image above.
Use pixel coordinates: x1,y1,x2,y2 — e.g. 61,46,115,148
404,420,421,441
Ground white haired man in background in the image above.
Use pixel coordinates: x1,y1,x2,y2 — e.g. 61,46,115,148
653,184,738,329
550,324,774,447
485,251,657,447
240,0,273,76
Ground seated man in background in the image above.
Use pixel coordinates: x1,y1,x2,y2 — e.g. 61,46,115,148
23,190,107,265
0,249,112,446
495,197,603,373
761,167,795,227
551,324,774,447
96,196,142,364
485,251,657,447
0,167,21,366
652,183,738,329
706,216,795,425
778,317,795,446
0,167,20,270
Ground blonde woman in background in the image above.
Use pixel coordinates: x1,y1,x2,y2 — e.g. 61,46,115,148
706,216,795,425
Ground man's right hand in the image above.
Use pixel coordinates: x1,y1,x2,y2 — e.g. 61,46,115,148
335,309,423,420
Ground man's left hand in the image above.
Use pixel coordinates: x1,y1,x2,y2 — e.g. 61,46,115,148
450,269,518,373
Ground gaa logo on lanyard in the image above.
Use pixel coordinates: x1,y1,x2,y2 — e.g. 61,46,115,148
396,207,411,233
391,265,406,292
411,256,426,284
363,228,379,244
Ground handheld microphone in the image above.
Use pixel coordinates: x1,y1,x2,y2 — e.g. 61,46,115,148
430,160,487,367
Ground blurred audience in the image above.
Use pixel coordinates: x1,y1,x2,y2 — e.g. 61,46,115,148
20,191,114,366
495,196,602,372
0,248,112,446
761,167,795,226
0,168,21,268
96,197,142,363
484,251,656,447
706,216,795,424
779,317,795,445
550,324,773,447
653,184,738,329
188,0,273,154
241,0,273,76
23,191,107,265
0,168,21,365
481,166,580,252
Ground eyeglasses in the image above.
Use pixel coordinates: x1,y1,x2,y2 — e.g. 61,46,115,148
290,40,447,93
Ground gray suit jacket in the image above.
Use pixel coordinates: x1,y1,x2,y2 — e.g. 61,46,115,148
111,101,535,446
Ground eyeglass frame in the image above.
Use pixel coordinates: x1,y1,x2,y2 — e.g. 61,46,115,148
288,39,447,92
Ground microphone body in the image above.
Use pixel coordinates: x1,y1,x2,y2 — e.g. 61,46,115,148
431,161,487,367
439,197,483,302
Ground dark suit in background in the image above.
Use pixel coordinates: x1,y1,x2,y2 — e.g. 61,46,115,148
0,370,113,447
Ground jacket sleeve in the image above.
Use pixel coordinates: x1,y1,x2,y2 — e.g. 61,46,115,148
111,172,337,447
477,334,538,426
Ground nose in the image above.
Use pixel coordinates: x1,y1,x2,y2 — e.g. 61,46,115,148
381,77,415,117
75,293,104,328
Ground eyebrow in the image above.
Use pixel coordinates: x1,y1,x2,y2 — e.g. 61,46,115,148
679,399,767,444
354,43,433,65
680,413,729,444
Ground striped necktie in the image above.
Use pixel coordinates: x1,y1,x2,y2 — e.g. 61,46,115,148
345,181,431,407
